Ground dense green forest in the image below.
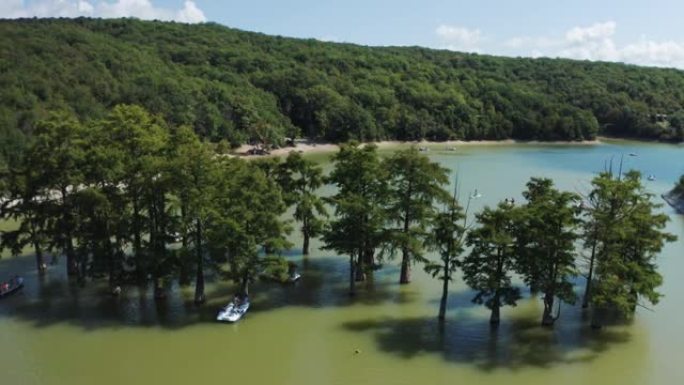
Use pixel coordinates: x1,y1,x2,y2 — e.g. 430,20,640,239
2,18,684,167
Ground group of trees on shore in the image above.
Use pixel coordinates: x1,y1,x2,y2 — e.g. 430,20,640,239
2,18,684,168
0,105,676,328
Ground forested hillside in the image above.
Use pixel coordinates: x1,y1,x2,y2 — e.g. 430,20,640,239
2,18,684,165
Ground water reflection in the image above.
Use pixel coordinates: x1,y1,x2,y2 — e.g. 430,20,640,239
0,251,416,329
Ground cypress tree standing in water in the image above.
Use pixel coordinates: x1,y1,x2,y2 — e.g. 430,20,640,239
424,185,466,321
323,142,387,294
207,159,291,298
515,178,580,326
170,125,217,304
462,202,521,325
280,151,328,255
384,147,450,284
586,171,676,328
22,113,85,277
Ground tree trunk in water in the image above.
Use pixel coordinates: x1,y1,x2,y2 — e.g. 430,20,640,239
34,241,46,275
490,250,505,325
61,187,78,277
65,237,78,277
107,250,121,296
490,292,501,325
363,247,375,268
239,275,250,297
355,253,365,282
132,199,143,281
194,263,205,304
302,231,310,255
629,289,638,314
178,201,191,286
399,201,411,284
152,194,166,300
78,248,87,286
399,251,411,284
541,293,555,326
153,275,165,299
438,260,449,321
348,254,356,296
194,219,205,304
582,240,597,309
399,182,413,285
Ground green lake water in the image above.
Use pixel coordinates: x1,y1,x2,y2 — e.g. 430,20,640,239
1,140,683,385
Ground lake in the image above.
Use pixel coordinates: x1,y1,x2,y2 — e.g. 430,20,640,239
1,140,683,385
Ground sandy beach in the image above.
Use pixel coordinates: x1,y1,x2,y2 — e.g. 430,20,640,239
233,138,602,158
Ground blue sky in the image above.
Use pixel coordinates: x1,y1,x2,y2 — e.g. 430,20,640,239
4,0,684,68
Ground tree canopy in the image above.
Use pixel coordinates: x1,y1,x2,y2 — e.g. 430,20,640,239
2,18,684,166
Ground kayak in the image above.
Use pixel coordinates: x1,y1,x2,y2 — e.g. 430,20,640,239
0,276,24,298
217,298,250,322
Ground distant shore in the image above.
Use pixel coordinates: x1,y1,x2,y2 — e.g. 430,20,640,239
233,138,602,158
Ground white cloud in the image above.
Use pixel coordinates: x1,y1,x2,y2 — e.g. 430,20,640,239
175,0,204,23
0,0,206,23
565,21,616,44
504,21,684,68
78,1,94,14
435,24,482,52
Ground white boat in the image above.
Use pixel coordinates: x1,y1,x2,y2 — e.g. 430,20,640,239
287,272,302,283
217,297,250,322
648,174,656,181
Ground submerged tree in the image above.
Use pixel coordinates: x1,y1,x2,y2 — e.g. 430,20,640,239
323,142,387,294
70,185,126,290
100,105,170,282
280,151,328,255
23,113,86,276
516,178,580,326
586,171,676,327
208,159,290,297
462,203,521,325
71,117,130,288
384,147,450,284
0,170,50,274
170,125,217,304
424,186,466,321
0,112,88,274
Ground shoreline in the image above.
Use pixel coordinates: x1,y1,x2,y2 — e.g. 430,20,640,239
233,138,602,158
662,192,684,214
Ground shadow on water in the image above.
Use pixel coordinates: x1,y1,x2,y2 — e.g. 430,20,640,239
0,247,424,330
341,312,631,370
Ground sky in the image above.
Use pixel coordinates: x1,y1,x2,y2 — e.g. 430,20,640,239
3,0,684,69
